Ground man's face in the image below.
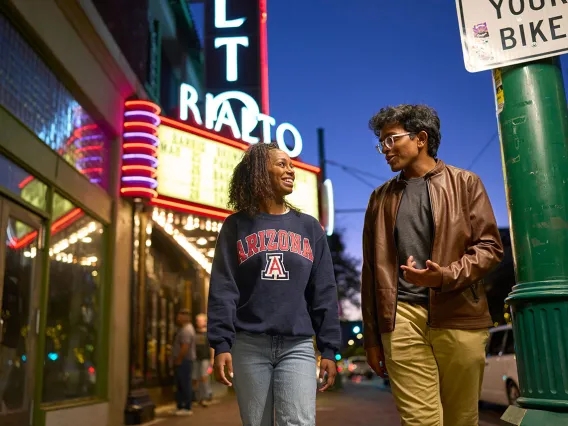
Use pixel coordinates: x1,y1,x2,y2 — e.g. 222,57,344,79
176,313,188,326
379,123,421,173
196,315,207,329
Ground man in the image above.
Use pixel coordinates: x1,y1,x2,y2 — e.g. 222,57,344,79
362,104,503,426
192,313,214,407
172,309,196,416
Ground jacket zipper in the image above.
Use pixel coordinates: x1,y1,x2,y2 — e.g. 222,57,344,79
470,285,480,303
392,190,404,328
426,180,436,327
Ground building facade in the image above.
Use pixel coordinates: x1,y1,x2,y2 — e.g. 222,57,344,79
0,1,328,425
0,1,147,425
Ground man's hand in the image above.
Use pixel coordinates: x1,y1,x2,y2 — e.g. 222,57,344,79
214,353,233,386
318,359,337,392
366,346,388,379
400,256,443,288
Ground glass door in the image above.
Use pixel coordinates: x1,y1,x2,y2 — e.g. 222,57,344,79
0,197,43,426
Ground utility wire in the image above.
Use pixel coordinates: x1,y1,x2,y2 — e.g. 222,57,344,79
336,209,366,214
329,132,498,215
339,168,377,189
466,131,498,171
325,159,390,182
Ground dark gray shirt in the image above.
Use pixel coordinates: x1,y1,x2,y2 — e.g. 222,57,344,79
395,177,434,306
172,323,196,361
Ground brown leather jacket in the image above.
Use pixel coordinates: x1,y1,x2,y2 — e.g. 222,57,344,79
361,160,504,349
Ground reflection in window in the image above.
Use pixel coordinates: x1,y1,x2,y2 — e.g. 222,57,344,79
42,193,104,402
0,14,108,188
1,218,37,412
143,224,185,385
0,153,48,211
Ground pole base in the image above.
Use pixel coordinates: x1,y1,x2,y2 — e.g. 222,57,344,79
501,405,568,426
124,387,156,425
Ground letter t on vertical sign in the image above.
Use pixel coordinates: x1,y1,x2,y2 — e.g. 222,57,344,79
215,37,250,82
214,0,248,83
205,0,266,114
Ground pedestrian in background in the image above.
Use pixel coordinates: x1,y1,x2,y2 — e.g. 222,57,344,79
361,104,504,426
193,313,214,407
207,142,341,426
172,308,196,416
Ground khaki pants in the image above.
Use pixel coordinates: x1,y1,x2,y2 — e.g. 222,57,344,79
381,302,489,426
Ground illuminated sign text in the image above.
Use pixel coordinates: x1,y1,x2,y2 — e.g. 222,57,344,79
157,125,318,218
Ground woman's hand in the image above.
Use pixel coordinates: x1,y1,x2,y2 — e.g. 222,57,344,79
214,352,234,386
318,359,337,392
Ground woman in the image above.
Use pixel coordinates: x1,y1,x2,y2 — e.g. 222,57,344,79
207,142,341,426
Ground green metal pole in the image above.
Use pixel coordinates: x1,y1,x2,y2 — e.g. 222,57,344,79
497,57,568,426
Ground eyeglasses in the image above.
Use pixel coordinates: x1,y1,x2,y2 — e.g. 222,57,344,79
375,132,415,154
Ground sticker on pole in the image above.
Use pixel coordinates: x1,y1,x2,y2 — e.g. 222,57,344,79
494,68,504,114
455,1,568,72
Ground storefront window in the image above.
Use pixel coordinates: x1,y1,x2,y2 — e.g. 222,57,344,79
42,193,104,402
144,224,185,385
0,152,48,210
0,14,108,188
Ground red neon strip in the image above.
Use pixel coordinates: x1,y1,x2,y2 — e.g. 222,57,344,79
159,117,320,174
121,187,158,198
73,124,98,139
125,100,161,115
259,0,270,115
123,143,158,154
52,208,84,233
19,175,35,189
75,145,103,154
124,121,158,135
80,167,103,175
122,165,158,178
10,231,38,250
66,135,77,147
10,208,84,250
150,197,230,220
292,161,320,174
160,116,248,150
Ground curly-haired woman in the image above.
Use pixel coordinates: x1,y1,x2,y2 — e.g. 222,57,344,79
207,142,340,426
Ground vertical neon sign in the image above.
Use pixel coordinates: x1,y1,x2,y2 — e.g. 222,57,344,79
121,100,161,199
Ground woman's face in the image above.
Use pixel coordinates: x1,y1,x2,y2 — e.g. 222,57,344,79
267,149,295,198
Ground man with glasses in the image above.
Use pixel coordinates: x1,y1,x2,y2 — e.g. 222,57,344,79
361,104,503,426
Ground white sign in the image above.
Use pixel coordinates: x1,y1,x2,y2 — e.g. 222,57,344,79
456,0,568,72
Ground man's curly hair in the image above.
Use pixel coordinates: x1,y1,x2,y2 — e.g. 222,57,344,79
369,104,441,158
228,142,295,217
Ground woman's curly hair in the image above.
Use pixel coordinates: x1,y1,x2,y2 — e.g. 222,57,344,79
228,142,295,217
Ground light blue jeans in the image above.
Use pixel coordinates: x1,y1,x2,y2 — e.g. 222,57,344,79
231,332,317,426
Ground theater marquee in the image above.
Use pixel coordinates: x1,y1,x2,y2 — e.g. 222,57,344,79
157,122,319,219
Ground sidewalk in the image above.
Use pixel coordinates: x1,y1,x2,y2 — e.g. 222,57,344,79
153,390,239,426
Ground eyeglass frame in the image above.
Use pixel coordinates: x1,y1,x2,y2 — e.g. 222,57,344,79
375,132,416,154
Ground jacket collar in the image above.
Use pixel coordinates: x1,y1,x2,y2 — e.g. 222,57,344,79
395,159,445,184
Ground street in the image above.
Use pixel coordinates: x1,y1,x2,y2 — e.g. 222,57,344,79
153,378,505,425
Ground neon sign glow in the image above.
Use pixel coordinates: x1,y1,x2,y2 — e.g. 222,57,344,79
179,0,303,158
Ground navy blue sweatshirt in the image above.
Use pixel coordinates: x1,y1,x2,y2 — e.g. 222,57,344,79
207,210,341,360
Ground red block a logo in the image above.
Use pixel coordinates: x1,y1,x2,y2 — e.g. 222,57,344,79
262,253,289,281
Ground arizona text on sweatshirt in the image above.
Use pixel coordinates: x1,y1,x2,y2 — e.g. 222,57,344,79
207,210,340,360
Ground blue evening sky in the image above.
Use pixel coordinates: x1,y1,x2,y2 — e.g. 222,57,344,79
192,1,568,262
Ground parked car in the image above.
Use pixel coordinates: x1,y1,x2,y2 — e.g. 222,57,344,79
480,324,520,407
345,356,374,380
